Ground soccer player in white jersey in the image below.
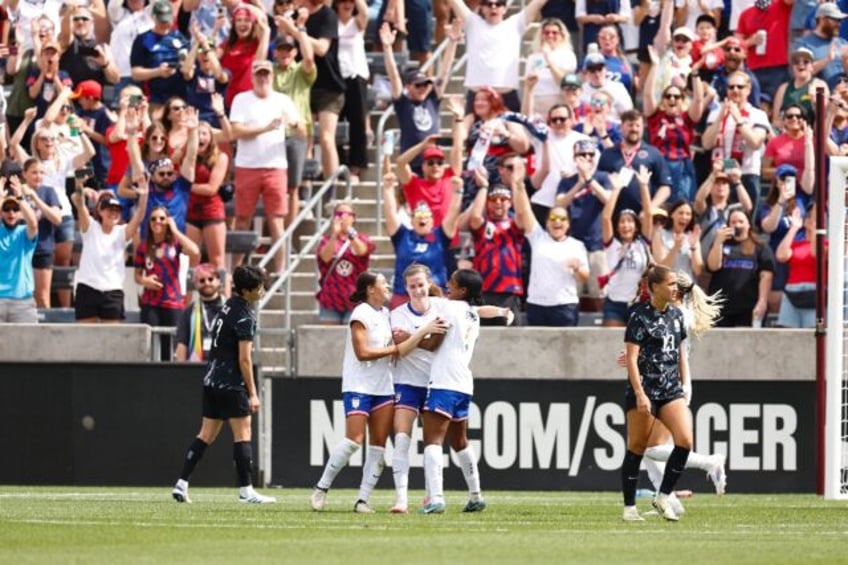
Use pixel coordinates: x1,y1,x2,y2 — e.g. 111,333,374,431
389,264,511,513
420,269,489,514
310,271,447,513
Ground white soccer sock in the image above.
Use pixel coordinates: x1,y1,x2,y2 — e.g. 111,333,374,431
643,444,673,462
683,451,715,471
357,446,386,503
643,457,665,492
456,446,482,501
317,437,360,490
391,433,411,506
423,444,444,503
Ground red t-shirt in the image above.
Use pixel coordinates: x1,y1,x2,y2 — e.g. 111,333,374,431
105,126,144,185
736,2,791,70
786,239,816,285
691,40,725,70
764,133,806,180
220,38,259,109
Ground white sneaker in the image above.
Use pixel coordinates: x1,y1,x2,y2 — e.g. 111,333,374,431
652,493,679,522
172,481,191,504
707,453,727,495
353,499,375,513
238,491,277,504
310,487,328,511
622,506,644,521
389,501,408,514
668,492,685,516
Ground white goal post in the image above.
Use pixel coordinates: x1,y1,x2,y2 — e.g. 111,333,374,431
825,157,847,500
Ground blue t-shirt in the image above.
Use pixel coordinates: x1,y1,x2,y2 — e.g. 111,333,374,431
391,225,451,295
597,143,672,216
141,177,192,238
0,222,37,299
25,185,60,257
559,171,611,252
394,90,441,171
130,29,189,104
185,64,229,128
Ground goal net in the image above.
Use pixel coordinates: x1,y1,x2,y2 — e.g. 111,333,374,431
825,157,848,500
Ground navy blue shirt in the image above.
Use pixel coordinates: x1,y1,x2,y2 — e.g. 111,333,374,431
130,29,189,104
597,142,672,216
559,171,612,252
24,185,60,258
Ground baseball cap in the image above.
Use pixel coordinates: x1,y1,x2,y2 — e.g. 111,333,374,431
583,53,606,70
791,46,814,61
775,164,798,179
574,138,597,155
672,27,696,41
724,36,745,50
70,80,102,100
152,0,174,23
561,73,582,89
422,146,445,161
41,40,61,53
275,35,298,49
404,70,433,86
651,207,668,218
252,59,273,74
817,2,848,20
99,195,122,209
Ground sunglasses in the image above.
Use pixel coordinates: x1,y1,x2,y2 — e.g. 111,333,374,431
413,211,433,218
727,84,747,90
837,77,848,85
542,29,562,36
548,214,569,222
575,152,595,158
333,210,355,218
38,136,56,142
784,113,803,120
550,116,569,124
100,204,122,211
488,195,510,202
72,16,91,22
664,93,682,100
197,277,218,283
590,98,606,106
169,105,187,112
155,171,176,178
425,159,445,167
1,205,20,212
673,36,691,43
149,134,167,141
724,46,744,53
412,82,431,89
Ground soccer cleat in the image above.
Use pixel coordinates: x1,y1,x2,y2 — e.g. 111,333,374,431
707,453,727,496
172,483,191,504
238,491,277,504
310,487,328,511
418,500,446,514
668,492,685,516
462,499,487,513
622,506,644,521
353,499,375,514
652,493,679,522
389,502,408,514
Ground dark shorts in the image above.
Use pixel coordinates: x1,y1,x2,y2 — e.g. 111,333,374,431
186,218,225,230
602,297,630,323
285,136,307,188
405,0,433,53
33,253,54,269
624,392,685,417
202,386,250,420
394,383,428,413
311,89,345,115
54,215,76,244
74,282,125,321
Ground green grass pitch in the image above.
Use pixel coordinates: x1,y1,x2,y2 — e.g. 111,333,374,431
1,487,846,564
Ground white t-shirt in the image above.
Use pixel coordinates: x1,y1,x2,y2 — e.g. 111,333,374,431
390,299,439,388
527,226,588,306
341,302,394,396
76,222,128,292
40,157,74,217
580,81,633,123
338,18,369,80
464,11,526,91
604,237,650,303
429,299,479,395
526,47,578,98
705,103,770,175
532,130,591,207
230,90,300,169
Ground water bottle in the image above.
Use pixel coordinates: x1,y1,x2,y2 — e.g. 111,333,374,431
381,130,396,157
635,488,655,499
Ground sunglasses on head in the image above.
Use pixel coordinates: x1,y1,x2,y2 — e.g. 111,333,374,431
727,83,747,90
425,159,444,167
548,213,568,222
550,116,569,124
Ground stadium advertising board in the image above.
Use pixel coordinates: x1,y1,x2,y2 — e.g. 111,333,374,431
276,378,814,493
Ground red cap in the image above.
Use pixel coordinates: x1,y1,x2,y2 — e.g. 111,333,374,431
724,36,745,49
422,146,445,160
70,80,102,100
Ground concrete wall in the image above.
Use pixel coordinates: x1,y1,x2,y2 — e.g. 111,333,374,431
0,324,152,363
296,326,815,381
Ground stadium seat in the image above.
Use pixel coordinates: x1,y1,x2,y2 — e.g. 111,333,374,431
225,230,260,259
37,308,75,323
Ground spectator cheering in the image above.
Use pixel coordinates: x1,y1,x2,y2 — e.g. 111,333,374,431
0,192,39,323
130,0,190,106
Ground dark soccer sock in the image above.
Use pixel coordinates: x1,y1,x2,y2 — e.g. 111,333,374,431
179,438,209,481
621,450,643,507
233,441,253,487
659,445,691,495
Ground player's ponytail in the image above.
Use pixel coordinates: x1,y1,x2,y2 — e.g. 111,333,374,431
349,271,379,303
453,269,483,306
676,270,723,338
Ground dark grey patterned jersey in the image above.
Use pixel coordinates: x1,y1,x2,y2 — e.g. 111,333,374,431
202,295,256,391
624,300,687,401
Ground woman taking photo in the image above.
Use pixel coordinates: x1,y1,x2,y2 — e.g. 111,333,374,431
706,208,774,327
621,264,692,522
316,201,375,325
524,18,577,115
693,160,752,256
774,205,817,329
652,200,703,281
310,271,447,513
134,206,200,358
72,177,149,323
513,159,589,327
600,166,653,327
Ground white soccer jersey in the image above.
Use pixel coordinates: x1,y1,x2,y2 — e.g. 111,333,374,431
390,300,441,387
341,303,394,395
429,299,480,395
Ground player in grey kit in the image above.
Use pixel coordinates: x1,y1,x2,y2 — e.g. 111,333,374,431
620,264,692,521
172,264,276,504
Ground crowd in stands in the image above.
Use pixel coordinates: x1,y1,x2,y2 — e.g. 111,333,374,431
0,0,839,355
